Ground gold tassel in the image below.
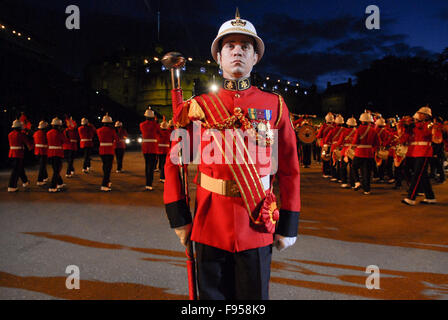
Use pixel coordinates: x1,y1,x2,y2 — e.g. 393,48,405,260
188,98,205,121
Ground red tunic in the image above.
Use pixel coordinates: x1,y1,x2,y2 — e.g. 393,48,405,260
324,125,344,152
8,130,30,158
33,129,48,156
407,121,433,157
351,124,380,158
63,128,79,151
114,127,128,149
97,126,118,155
164,86,301,253
47,129,65,158
316,123,334,147
140,120,160,154
157,128,172,155
335,127,357,156
78,125,96,148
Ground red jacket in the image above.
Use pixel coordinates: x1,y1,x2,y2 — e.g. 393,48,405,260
78,124,96,148
47,128,65,158
140,120,160,154
164,86,301,253
63,128,79,151
351,124,380,158
157,128,172,155
407,121,433,157
8,130,31,158
324,125,344,152
114,127,128,149
316,123,334,147
33,129,48,156
97,126,118,155
335,127,357,156
375,126,392,147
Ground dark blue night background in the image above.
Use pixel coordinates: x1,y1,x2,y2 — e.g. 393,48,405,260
2,0,447,90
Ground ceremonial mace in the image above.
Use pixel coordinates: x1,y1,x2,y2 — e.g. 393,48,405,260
161,52,197,300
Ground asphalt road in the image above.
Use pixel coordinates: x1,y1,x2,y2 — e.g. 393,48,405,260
0,151,447,300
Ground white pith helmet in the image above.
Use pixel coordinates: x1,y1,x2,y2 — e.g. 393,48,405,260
346,117,357,127
416,105,432,117
325,113,335,123
51,117,63,126
359,112,374,123
375,118,386,126
11,120,23,128
144,107,155,118
38,121,48,129
211,8,264,64
334,115,344,125
81,118,89,125
160,121,169,129
101,114,113,123
115,121,122,127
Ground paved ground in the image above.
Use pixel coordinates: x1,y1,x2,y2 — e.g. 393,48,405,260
0,151,447,300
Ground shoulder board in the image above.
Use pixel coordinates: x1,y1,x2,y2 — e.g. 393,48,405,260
257,86,278,96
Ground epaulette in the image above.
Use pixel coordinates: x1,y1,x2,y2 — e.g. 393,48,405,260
257,87,286,126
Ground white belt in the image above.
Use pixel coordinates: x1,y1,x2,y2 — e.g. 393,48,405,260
343,144,352,147
158,144,170,147
100,143,113,146
357,145,372,148
10,146,23,150
199,172,270,197
81,139,92,142
35,144,48,148
70,139,77,143
49,146,62,150
323,144,329,148
143,139,157,143
410,142,431,146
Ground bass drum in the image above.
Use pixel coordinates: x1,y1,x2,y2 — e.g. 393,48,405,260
296,124,316,144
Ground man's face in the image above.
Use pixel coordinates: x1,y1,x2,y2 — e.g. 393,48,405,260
218,34,258,80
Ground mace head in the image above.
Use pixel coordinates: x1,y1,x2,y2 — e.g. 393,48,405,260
161,52,186,69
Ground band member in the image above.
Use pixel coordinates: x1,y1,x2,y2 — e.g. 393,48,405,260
114,121,128,173
325,114,345,182
97,114,118,192
157,119,172,182
78,118,96,173
351,112,380,195
63,117,79,178
429,117,445,184
316,113,335,178
8,120,32,192
33,121,49,185
140,107,160,191
336,117,357,188
402,106,437,205
47,118,66,192
374,117,391,183
164,10,300,300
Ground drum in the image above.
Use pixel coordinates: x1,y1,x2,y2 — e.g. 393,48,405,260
297,124,316,144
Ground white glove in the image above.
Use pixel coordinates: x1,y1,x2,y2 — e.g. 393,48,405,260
174,223,192,247
274,234,297,251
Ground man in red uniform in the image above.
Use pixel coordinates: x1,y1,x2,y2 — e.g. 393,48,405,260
8,120,32,192
97,114,118,191
157,119,172,183
316,113,335,178
140,107,160,191
33,121,49,186
335,117,357,188
47,118,66,192
78,118,96,173
374,117,391,183
402,106,436,205
163,11,300,300
325,114,345,182
63,117,79,178
351,112,380,195
114,121,128,173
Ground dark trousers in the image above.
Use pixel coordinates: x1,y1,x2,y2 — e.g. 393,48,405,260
37,155,48,182
313,144,321,162
430,143,445,182
64,149,75,174
8,157,28,188
158,154,167,180
353,157,373,192
100,154,114,187
195,242,272,300
49,157,63,188
144,153,157,186
331,159,341,180
82,147,91,169
340,158,355,186
385,156,394,180
322,160,331,176
115,148,125,171
377,160,386,180
407,157,435,200
302,144,312,166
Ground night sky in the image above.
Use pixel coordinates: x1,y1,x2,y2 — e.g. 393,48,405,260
2,0,447,91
